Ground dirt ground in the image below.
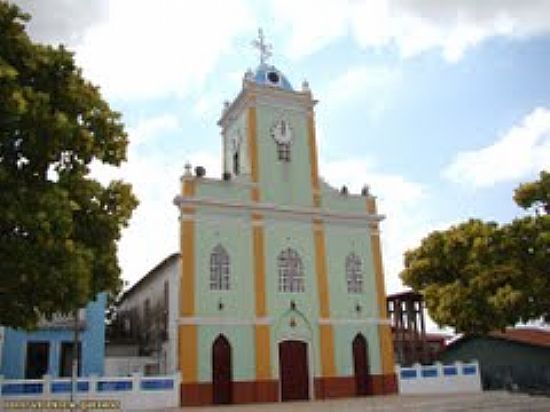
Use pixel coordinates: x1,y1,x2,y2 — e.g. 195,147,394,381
144,391,550,412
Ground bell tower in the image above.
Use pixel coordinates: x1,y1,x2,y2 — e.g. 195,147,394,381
218,29,320,208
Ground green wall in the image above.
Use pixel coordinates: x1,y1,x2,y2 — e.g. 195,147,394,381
187,86,385,384
255,104,313,207
439,337,550,389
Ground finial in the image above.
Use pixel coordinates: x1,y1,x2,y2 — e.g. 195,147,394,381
184,162,192,176
251,28,272,65
301,79,310,92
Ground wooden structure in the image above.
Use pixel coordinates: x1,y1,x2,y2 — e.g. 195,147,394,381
387,291,429,366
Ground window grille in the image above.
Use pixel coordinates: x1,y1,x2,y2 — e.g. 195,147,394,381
277,142,291,162
278,248,304,292
346,253,363,293
210,244,230,290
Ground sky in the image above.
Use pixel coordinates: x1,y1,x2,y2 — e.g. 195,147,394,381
11,1,550,329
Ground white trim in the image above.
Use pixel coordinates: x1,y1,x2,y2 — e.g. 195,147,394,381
174,195,384,225
180,175,258,189
218,83,315,130
318,318,391,326
178,316,390,326
178,316,271,326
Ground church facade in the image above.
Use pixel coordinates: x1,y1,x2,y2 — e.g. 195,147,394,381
173,54,396,405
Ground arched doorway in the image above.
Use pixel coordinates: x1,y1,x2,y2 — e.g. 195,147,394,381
353,334,370,396
212,335,232,404
279,340,309,401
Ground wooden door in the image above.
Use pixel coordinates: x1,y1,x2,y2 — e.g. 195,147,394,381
353,334,370,396
279,340,309,401
212,335,232,404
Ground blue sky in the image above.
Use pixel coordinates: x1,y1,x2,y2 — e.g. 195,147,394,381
14,1,550,327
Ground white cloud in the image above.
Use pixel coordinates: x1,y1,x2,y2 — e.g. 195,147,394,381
320,65,401,119
127,114,180,146
193,93,225,121
71,0,255,100
11,0,109,46
16,0,550,105
12,0,255,101
270,0,349,58
324,65,400,104
116,148,220,286
90,113,221,286
271,0,550,62
444,107,550,187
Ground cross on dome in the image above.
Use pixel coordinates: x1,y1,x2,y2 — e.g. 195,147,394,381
251,28,272,65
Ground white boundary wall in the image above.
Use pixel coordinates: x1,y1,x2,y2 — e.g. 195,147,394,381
104,356,157,376
397,361,482,394
0,373,181,410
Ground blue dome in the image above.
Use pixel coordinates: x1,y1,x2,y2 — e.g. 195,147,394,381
252,63,293,91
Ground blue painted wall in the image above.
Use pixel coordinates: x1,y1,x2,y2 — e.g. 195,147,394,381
0,293,106,379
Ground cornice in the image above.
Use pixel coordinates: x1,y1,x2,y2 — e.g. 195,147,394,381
177,316,390,326
174,194,385,224
218,82,317,130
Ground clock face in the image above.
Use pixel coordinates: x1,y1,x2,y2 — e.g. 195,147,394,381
271,119,293,144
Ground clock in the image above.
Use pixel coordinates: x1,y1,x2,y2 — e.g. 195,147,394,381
270,119,293,144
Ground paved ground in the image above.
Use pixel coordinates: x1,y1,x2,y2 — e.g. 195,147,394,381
144,392,550,412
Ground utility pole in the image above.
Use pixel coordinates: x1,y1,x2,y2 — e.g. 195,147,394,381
70,308,80,411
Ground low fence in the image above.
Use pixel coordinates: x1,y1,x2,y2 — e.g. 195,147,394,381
397,361,482,394
0,373,181,410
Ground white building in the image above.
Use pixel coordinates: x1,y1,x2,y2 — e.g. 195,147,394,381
106,253,180,376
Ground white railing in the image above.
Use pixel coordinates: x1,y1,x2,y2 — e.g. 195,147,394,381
0,373,181,411
396,361,482,394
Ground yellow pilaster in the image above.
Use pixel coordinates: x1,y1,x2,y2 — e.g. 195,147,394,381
252,217,271,379
307,111,321,207
319,324,336,377
247,105,259,184
179,324,198,383
367,197,395,375
253,222,267,317
248,102,271,379
314,220,336,377
255,324,271,379
179,178,198,382
180,219,195,317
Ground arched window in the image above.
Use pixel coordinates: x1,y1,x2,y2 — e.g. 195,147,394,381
278,248,304,292
210,244,230,290
346,253,363,293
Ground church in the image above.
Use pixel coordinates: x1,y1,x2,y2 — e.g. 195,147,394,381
172,32,397,405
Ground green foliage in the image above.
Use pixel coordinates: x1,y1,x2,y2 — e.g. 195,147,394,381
400,172,550,334
0,2,138,329
514,170,550,215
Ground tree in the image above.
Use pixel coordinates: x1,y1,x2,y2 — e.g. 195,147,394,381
514,170,550,215
0,3,138,329
400,172,549,334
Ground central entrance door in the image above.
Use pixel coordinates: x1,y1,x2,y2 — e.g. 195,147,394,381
212,335,232,404
353,334,370,396
279,340,309,401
